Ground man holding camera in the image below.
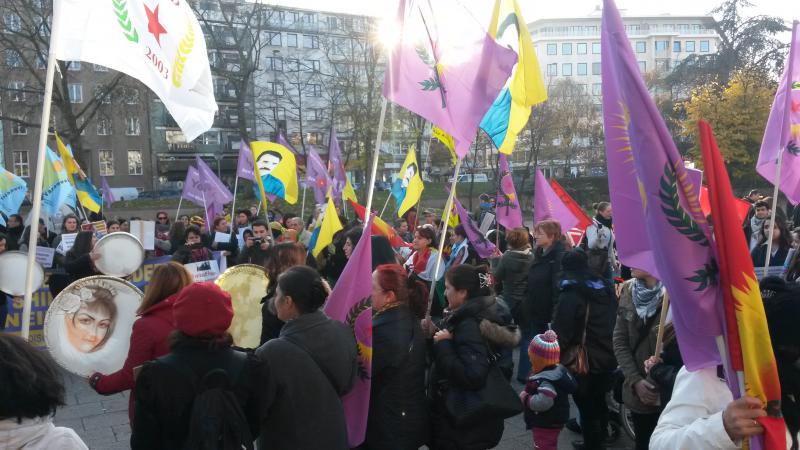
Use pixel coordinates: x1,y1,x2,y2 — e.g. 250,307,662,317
237,220,271,266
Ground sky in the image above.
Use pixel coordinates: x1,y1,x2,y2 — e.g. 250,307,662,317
266,0,795,26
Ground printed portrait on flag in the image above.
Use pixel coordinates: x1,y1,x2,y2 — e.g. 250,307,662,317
391,147,424,217
250,141,299,204
45,277,142,377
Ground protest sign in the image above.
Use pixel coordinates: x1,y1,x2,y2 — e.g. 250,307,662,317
35,247,55,268
130,220,155,250
185,259,221,282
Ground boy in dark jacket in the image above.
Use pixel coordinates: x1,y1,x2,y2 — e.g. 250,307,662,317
520,330,577,450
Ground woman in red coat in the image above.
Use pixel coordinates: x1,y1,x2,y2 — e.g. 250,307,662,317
87,262,193,421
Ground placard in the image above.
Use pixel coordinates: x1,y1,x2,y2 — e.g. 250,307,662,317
236,228,250,250
184,259,221,282
92,221,107,238
479,212,495,235
213,232,231,244
35,247,55,268
56,233,77,255
130,220,155,250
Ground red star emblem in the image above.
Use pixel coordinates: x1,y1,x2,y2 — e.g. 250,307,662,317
792,100,800,114
144,3,167,46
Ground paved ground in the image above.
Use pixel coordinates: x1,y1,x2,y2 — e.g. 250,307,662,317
55,369,633,450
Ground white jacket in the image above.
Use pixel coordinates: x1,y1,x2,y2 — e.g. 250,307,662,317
0,417,87,450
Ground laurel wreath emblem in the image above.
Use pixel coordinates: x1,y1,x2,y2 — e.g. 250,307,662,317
112,0,139,43
172,17,196,88
346,297,372,381
658,163,709,247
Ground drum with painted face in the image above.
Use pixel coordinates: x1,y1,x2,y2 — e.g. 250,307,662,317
214,264,269,348
44,276,142,376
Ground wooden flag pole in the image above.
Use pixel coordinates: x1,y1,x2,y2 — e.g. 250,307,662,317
229,175,239,233
426,157,463,320
21,9,61,340
175,197,183,223
379,194,392,218
365,98,388,215
653,292,671,358
300,183,307,222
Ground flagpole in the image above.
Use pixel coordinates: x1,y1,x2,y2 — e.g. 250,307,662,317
201,191,210,228
229,175,239,233
21,11,61,340
300,183,307,222
379,194,392,218
764,21,798,271
175,197,183,222
365,98,388,215
426,157,463,320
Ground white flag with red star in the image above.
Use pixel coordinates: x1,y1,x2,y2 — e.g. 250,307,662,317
51,0,216,141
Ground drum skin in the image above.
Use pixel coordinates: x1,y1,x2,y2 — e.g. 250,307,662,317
215,264,269,348
93,232,145,278
0,251,44,296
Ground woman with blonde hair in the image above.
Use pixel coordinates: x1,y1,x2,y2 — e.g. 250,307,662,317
88,262,193,421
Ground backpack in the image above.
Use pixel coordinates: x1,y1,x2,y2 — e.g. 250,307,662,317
173,352,254,450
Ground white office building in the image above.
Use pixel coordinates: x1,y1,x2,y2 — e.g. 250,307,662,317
528,12,722,102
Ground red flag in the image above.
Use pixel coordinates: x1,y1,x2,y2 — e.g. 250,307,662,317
350,201,407,248
700,120,785,450
549,178,592,242
699,186,751,223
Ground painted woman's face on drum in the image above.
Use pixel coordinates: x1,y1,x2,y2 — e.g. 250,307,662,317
64,303,113,353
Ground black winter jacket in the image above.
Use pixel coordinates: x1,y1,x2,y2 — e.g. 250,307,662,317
255,310,358,450
493,249,533,325
431,296,521,450
131,338,262,450
526,241,566,332
237,244,270,266
523,364,578,429
364,304,429,450
552,272,618,374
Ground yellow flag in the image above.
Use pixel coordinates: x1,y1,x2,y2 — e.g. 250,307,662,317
55,134,102,213
342,178,358,203
432,125,457,164
489,0,547,154
313,192,343,257
393,146,424,217
250,141,299,206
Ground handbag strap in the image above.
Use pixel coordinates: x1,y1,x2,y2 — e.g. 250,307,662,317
580,301,591,347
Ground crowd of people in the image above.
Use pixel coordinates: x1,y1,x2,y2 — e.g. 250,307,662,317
0,190,798,450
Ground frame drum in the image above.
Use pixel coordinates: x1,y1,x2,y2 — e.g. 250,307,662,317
0,251,44,296
44,275,143,377
93,232,145,277
215,264,269,348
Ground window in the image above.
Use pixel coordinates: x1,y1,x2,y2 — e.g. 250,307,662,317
266,56,282,71
577,63,587,76
35,53,46,69
287,33,297,47
592,83,601,96
268,32,281,46
124,88,139,104
656,59,670,71
97,118,112,135
202,131,220,145
4,13,21,32
271,107,286,120
11,119,27,135
655,41,668,52
303,35,319,48
700,40,709,52
67,61,81,71
562,63,572,76
93,64,108,72
638,61,646,73
686,41,695,52
302,13,316,24
310,60,320,72
8,81,25,101
13,151,29,177
306,132,323,145
635,41,646,53
562,43,572,55
127,151,143,175
673,41,681,52
546,43,557,55
577,43,587,55
68,83,83,103
547,63,557,76
592,62,601,75
5,49,21,68
308,84,321,97
125,116,141,135
95,84,111,104
99,150,114,176
267,81,284,96
592,42,601,54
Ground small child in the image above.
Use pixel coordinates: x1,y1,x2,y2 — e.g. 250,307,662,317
519,330,578,450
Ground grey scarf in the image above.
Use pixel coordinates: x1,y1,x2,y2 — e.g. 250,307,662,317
632,279,664,320
750,215,766,248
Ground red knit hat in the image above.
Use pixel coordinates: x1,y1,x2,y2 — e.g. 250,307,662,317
172,281,233,337
528,330,561,373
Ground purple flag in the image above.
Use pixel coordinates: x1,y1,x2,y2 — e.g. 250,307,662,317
181,166,204,206
452,194,497,259
323,216,373,447
756,21,800,203
533,169,579,232
306,147,330,204
236,139,255,181
602,0,721,370
496,154,523,229
195,156,234,206
276,131,295,153
328,127,347,205
101,176,115,206
382,0,517,158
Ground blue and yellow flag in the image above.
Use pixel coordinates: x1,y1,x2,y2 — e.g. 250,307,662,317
42,147,76,217
55,134,102,213
391,146,424,217
250,141,299,206
312,191,343,257
0,166,27,226
479,0,547,154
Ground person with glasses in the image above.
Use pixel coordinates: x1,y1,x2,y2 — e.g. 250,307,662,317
154,211,172,257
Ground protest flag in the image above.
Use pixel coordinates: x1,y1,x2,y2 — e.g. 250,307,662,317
101,176,115,207
41,147,76,217
250,141,299,206
329,127,347,205
55,134,102,213
431,125,457,165
390,146,424,217
549,178,592,243
452,193,497,259
306,147,331,205
312,192,343,257
495,154,523,229
350,200,405,248
343,178,358,204
533,169,579,232
0,167,28,226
